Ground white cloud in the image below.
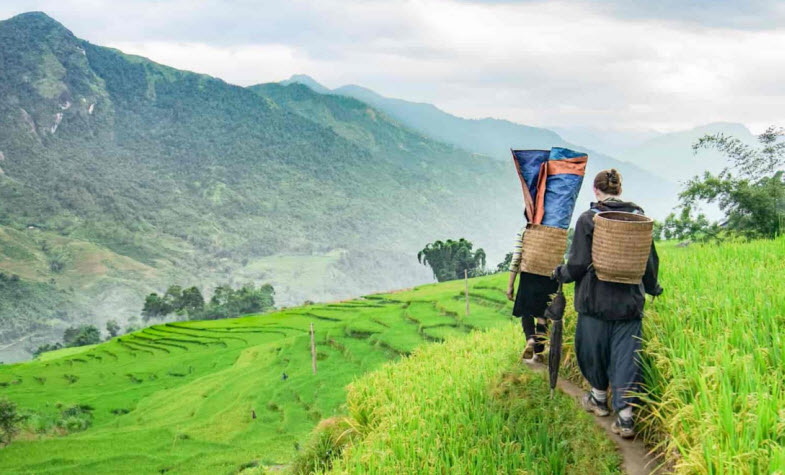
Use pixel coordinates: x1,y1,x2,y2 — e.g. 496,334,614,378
2,0,783,132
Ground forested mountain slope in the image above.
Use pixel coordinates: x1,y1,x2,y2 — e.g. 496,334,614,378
0,12,518,360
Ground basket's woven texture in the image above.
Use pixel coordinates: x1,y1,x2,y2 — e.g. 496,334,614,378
592,211,653,284
520,224,568,277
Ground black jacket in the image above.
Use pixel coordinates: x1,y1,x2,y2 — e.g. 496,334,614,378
556,199,663,320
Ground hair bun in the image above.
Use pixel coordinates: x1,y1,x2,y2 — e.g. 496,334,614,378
607,169,619,184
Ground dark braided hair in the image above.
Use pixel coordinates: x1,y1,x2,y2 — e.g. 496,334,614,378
593,168,622,195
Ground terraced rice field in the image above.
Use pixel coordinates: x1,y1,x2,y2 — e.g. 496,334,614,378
2,237,782,474
0,278,515,474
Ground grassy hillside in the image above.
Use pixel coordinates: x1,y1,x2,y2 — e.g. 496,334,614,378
0,274,517,473
1,237,782,473
0,12,521,355
288,237,784,474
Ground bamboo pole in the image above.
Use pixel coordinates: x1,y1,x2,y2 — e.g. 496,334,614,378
464,269,470,316
310,322,317,375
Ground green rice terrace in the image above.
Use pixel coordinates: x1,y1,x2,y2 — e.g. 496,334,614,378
0,237,783,474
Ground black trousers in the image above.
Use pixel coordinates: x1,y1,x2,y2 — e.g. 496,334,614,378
574,314,642,412
513,272,557,354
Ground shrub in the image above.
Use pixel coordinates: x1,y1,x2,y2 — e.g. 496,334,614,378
289,417,360,474
0,398,25,446
56,405,93,433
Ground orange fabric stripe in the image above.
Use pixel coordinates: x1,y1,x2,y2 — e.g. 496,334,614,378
546,155,588,176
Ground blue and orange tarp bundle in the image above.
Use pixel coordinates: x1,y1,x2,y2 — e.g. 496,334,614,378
511,147,588,229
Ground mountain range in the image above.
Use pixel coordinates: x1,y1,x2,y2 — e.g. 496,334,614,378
0,12,741,363
280,75,681,218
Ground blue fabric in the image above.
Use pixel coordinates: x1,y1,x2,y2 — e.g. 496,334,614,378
549,147,585,161
512,150,549,200
542,173,585,228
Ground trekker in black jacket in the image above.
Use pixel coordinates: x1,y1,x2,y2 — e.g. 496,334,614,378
553,168,663,439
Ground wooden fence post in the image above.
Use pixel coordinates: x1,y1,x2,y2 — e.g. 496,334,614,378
464,269,470,316
310,322,317,375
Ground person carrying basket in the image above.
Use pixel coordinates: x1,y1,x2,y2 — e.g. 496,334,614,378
553,168,664,439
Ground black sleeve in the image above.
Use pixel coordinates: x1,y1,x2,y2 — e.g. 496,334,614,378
642,241,662,296
560,213,593,283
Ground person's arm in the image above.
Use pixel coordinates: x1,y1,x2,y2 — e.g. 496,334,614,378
507,228,524,300
506,271,517,301
555,213,593,284
642,241,663,296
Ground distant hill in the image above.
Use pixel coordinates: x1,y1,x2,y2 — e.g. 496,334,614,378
548,126,662,158
282,75,680,219
332,83,564,159
0,12,520,360
620,123,758,182
280,73,332,94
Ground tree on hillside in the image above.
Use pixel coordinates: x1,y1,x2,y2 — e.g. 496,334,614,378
417,239,487,282
496,252,513,273
180,286,205,314
163,285,184,314
141,283,274,321
0,398,24,447
665,126,785,240
200,283,275,320
62,325,101,348
105,320,120,339
141,293,170,321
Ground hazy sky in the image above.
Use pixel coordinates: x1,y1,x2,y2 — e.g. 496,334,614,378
2,0,784,133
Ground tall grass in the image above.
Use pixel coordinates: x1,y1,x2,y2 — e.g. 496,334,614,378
295,328,620,474
637,238,784,473
553,237,785,473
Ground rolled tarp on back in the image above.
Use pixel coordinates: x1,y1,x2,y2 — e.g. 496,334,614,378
511,149,550,222
511,147,588,229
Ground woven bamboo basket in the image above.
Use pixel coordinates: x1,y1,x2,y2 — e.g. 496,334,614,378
520,224,568,277
592,211,653,284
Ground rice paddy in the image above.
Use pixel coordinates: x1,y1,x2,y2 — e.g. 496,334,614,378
0,236,782,474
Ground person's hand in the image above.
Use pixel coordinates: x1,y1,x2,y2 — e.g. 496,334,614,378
551,265,564,282
506,285,515,301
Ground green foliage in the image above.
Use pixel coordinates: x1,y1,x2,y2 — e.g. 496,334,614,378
0,272,73,344
0,398,25,446
289,417,360,474
417,238,487,282
57,404,93,433
667,125,785,239
651,220,663,241
142,283,273,321
198,283,274,320
105,320,120,338
62,325,101,348
33,342,62,357
179,286,205,315
496,252,513,273
662,206,719,241
141,292,169,321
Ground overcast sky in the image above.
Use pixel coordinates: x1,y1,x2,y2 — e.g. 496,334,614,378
2,0,784,133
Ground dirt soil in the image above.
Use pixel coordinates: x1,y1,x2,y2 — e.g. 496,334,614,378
528,361,667,475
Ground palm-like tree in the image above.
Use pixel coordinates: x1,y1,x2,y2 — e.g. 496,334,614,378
418,238,486,282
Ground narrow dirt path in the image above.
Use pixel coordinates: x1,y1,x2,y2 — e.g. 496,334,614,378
527,361,665,475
